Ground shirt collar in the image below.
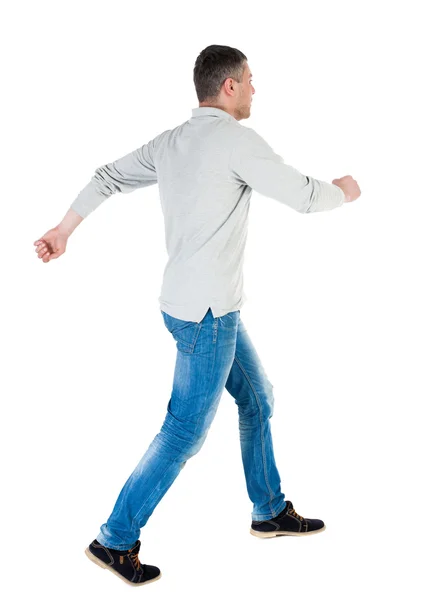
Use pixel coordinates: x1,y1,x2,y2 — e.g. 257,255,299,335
191,106,237,122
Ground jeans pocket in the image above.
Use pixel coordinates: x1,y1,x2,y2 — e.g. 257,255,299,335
161,311,202,354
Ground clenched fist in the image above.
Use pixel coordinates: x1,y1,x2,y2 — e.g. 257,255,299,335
332,175,361,203
34,226,69,263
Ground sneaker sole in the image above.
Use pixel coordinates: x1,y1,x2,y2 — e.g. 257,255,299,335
84,547,162,586
250,524,326,538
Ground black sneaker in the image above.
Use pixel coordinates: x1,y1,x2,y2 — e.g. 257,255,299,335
84,539,162,586
250,499,326,538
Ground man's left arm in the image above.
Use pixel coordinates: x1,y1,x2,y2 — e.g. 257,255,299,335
70,139,157,219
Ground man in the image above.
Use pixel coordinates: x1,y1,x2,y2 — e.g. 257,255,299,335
34,45,361,587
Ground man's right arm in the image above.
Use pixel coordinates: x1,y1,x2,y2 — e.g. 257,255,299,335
58,207,84,236
69,140,158,220
229,127,346,213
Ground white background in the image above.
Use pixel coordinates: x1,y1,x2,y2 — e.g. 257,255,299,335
2,0,438,598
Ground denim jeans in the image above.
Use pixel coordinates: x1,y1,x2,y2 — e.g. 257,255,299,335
95,307,286,550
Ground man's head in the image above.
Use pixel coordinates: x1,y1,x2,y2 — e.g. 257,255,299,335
193,45,255,121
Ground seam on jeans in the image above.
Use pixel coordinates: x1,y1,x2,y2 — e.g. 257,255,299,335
131,313,217,529
131,459,176,526
134,315,217,526
233,354,276,516
213,315,218,343
193,317,218,444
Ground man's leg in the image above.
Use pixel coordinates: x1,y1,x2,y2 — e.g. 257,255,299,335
225,316,286,521
95,308,240,550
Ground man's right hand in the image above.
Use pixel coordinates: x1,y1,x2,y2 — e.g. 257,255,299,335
34,226,69,263
332,175,361,203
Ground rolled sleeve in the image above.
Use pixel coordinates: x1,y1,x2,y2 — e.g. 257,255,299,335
230,127,344,213
70,140,158,218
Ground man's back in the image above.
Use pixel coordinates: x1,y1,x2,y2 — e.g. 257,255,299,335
70,106,345,323
154,107,251,322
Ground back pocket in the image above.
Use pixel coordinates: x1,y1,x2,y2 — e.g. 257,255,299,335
161,311,203,354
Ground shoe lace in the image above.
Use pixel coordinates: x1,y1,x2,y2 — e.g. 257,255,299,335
128,547,141,570
287,506,304,521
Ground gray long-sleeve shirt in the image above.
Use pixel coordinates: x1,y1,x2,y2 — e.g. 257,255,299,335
70,106,345,322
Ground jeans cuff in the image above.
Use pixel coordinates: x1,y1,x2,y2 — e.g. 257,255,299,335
95,533,135,551
252,499,286,521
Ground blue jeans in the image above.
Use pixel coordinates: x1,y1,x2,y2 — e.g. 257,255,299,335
95,308,286,550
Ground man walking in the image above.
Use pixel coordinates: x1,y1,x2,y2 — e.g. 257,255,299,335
34,45,361,586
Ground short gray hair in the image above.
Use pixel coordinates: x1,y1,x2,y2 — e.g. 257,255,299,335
193,44,247,103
